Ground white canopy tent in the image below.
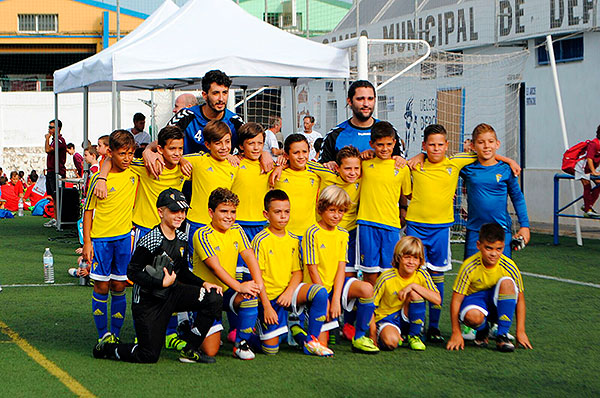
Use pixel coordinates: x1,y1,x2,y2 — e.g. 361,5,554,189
51,0,350,230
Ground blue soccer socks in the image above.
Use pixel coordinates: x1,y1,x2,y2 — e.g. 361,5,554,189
429,272,445,329
496,293,517,335
92,291,108,339
354,297,375,340
306,285,328,342
408,299,426,336
110,290,126,337
237,298,259,343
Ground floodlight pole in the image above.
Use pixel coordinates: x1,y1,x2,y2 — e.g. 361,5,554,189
546,34,583,246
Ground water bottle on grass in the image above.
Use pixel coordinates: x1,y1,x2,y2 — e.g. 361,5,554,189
43,248,54,284
18,198,23,217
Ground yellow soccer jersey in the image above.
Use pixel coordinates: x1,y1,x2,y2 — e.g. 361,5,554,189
453,252,524,296
407,152,477,225
302,224,348,293
192,223,251,291
252,228,301,300
307,162,361,232
373,268,438,322
273,168,320,237
357,158,411,230
231,158,269,223
185,153,238,224
129,158,186,229
84,170,138,239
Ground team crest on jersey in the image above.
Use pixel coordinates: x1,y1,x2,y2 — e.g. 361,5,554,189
234,241,239,250
354,183,359,190
230,172,235,180
180,177,184,184
446,167,452,175
180,247,185,257
130,177,135,184
310,178,315,186
496,174,502,183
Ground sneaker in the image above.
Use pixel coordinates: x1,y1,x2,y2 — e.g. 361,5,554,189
583,208,600,218
290,324,307,346
474,325,489,347
68,268,78,277
43,219,57,228
106,334,120,344
425,327,444,343
351,336,380,354
496,334,515,352
328,328,338,345
165,333,187,351
341,323,355,341
488,324,515,341
461,325,476,341
227,329,237,344
179,348,216,364
93,333,115,359
407,335,426,351
303,336,334,357
233,340,255,360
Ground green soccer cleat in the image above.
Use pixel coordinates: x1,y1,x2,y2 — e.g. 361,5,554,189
179,348,216,364
165,333,187,351
290,324,307,346
407,335,426,351
351,336,380,354
461,325,476,341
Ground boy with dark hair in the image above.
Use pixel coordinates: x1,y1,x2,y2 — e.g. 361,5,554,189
447,223,532,352
93,188,223,364
83,130,138,344
357,121,412,286
192,188,264,360
251,189,332,356
97,135,110,169
66,143,84,177
129,113,151,148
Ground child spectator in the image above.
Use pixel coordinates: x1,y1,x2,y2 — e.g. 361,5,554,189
0,176,19,211
83,145,99,197
574,125,600,217
67,143,84,177
192,188,263,360
357,121,412,286
250,190,332,356
372,236,440,351
83,130,138,345
300,185,379,354
446,223,533,352
23,172,45,207
97,135,110,169
8,171,24,198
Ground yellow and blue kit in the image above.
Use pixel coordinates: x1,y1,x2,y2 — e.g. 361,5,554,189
273,167,320,237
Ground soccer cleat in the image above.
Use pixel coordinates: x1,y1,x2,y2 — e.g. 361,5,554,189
106,334,120,344
474,325,489,348
488,324,515,341
328,328,338,345
303,336,334,357
233,340,255,360
407,335,426,351
165,333,187,351
426,327,444,343
93,333,114,359
43,219,57,228
583,208,600,218
290,324,307,346
227,329,237,344
461,325,476,341
179,348,216,364
496,334,515,352
341,323,355,341
351,336,380,354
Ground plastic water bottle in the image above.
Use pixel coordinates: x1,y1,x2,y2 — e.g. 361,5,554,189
43,248,54,284
18,198,24,217
78,259,87,286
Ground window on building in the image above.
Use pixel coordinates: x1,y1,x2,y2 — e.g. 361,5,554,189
18,14,58,33
325,81,334,92
445,51,464,77
326,100,338,132
536,35,583,65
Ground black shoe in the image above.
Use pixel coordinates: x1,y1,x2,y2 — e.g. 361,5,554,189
496,334,515,352
93,334,116,359
177,319,192,336
426,327,444,343
474,324,490,348
179,347,216,364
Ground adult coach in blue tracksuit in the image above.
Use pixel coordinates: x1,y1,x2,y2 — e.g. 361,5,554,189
319,80,404,167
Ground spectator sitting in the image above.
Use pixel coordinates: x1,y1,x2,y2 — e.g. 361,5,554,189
8,171,24,198
67,143,84,178
0,176,19,211
18,170,25,185
23,173,45,207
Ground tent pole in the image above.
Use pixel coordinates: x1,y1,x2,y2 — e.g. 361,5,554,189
112,82,117,131
54,94,61,231
83,86,89,173
150,89,156,140
242,86,248,122
291,78,298,132
117,89,121,129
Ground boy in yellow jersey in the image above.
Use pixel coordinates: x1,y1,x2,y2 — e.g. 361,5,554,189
406,124,517,343
184,120,238,268
372,236,440,351
192,188,264,360
302,185,379,354
272,134,320,238
357,121,412,286
83,130,138,344
249,190,332,356
446,223,532,352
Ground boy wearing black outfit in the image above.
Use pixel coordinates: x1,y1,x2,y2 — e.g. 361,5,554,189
93,188,223,364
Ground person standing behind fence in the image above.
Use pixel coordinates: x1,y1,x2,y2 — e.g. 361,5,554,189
44,119,67,228
264,116,284,161
574,125,600,218
299,115,322,161
172,93,198,114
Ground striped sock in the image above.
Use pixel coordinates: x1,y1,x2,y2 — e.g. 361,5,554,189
408,299,426,336
496,293,517,335
306,285,328,342
237,298,258,343
92,291,108,339
354,297,375,340
428,272,444,329
110,290,126,337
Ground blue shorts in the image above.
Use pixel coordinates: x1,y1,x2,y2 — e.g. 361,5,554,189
459,277,517,324
237,223,267,280
257,299,289,341
346,228,358,273
464,229,512,259
375,311,408,339
133,224,152,248
357,223,400,273
405,222,451,272
90,233,132,282
186,220,205,269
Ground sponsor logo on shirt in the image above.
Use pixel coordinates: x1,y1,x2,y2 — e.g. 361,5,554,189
496,174,502,183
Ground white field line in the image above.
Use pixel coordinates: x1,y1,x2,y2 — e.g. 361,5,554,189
1,283,77,288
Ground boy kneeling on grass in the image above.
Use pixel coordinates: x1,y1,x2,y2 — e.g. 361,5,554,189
446,222,533,352
93,188,223,364
371,236,441,351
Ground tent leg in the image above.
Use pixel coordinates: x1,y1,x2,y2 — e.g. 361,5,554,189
112,82,117,131
242,86,248,122
54,94,61,231
290,78,298,132
83,87,89,176
150,89,156,140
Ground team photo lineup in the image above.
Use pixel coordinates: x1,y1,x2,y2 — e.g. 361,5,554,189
80,69,533,365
